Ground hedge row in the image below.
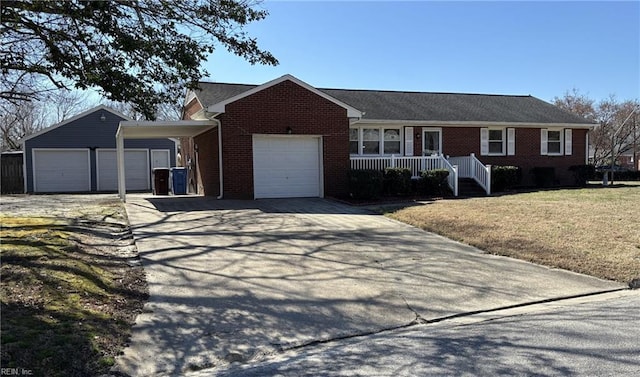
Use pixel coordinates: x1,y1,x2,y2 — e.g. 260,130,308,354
349,168,450,200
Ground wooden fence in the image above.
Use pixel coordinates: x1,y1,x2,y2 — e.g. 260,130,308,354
1,152,24,194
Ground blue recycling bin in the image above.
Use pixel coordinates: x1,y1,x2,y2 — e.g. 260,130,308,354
171,167,187,195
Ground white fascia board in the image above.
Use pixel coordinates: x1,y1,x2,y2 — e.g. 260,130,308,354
351,119,595,129
22,104,133,143
207,74,363,118
117,120,217,139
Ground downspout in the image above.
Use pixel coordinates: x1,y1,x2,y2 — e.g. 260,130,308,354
207,117,224,199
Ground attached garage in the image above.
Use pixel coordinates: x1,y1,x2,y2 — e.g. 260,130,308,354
97,149,150,191
252,135,322,199
32,149,91,192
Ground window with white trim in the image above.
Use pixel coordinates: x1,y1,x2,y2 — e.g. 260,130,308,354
541,129,565,156
349,128,359,154
488,129,505,155
362,128,380,155
481,128,507,156
383,129,401,154
350,126,403,156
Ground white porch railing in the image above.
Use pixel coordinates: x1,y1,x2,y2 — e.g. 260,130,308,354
448,153,491,195
350,155,459,196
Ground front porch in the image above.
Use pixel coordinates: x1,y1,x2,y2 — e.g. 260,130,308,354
350,153,492,196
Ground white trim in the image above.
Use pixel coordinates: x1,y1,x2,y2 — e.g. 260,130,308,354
22,105,131,142
404,127,414,156
32,148,91,192
486,127,506,156
207,74,363,119
352,119,595,129
422,127,442,156
545,129,564,156
564,129,572,156
96,148,151,191
585,132,590,164
184,89,203,110
117,120,216,139
540,129,548,155
507,128,516,156
480,128,489,156
350,125,403,156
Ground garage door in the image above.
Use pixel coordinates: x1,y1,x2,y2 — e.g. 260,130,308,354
252,136,322,199
97,149,150,191
33,149,91,192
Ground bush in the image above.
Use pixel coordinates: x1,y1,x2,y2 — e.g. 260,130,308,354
348,169,383,200
383,167,412,196
491,165,522,192
568,165,596,186
530,167,556,187
419,169,450,195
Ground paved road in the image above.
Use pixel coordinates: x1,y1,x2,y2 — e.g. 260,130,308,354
196,291,639,377
114,195,624,376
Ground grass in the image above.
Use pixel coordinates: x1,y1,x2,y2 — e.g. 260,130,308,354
0,201,147,377
387,183,640,284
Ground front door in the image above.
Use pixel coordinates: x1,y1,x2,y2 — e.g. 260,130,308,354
423,128,442,156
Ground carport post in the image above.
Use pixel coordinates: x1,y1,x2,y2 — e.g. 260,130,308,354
116,128,126,201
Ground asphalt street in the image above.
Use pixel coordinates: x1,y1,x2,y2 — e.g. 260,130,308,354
194,290,639,377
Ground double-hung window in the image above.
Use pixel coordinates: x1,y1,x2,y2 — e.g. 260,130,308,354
541,129,571,156
547,130,562,154
481,127,515,156
350,127,402,155
488,129,505,155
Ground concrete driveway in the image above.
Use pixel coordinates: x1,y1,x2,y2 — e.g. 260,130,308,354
114,195,623,376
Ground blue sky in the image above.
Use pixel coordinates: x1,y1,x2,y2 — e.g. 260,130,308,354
204,0,640,103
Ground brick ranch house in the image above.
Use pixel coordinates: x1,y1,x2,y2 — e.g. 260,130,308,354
170,74,594,200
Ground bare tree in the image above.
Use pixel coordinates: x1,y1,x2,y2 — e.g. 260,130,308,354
554,90,640,167
102,99,181,121
0,88,91,151
0,99,47,151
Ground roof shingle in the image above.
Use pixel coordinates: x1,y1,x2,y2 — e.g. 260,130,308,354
193,81,593,125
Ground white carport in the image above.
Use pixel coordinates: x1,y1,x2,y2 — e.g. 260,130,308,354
116,120,218,201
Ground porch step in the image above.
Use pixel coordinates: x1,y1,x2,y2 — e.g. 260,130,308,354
458,178,487,197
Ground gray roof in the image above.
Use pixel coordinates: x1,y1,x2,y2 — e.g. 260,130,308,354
194,81,593,125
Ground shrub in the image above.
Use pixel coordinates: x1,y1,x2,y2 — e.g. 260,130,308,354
348,169,383,200
568,165,596,186
419,169,450,195
530,167,556,188
383,167,412,196
491,165,522,192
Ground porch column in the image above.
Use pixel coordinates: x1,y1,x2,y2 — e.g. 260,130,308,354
116,130,126,201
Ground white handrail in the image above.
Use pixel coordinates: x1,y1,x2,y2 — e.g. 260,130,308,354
350,154,459,196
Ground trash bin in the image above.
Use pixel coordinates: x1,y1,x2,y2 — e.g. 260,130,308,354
171,167,187,195
153,168,170,195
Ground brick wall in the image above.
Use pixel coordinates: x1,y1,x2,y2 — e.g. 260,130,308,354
440,127,588,186
217,80,349,199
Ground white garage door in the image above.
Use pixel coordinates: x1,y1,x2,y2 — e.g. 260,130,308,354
97,149,150,191
33,149,91,192
252,136,322,199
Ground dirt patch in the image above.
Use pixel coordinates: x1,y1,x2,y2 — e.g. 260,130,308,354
1,194,148,376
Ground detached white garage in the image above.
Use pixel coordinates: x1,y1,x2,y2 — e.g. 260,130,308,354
32,149,91,192
252,135,322,199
